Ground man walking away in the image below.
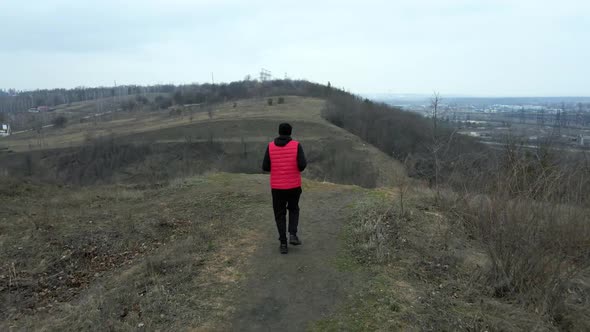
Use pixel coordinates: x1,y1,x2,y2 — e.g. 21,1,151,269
262,123,307,254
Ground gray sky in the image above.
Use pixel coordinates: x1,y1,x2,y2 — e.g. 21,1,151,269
1,0,589,96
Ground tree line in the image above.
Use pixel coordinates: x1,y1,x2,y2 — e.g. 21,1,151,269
0,80,337,114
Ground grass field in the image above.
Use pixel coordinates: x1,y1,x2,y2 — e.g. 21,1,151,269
4,172,584,331
1,94,587,331
0,96,406,188
0,173,268,330
2,96,328,151
0,173,368,330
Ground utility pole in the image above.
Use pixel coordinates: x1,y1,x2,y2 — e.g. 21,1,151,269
113,80,119,109
113,80,117,111
260,68,271,82
519,107,525,124
211,72,215,85
537,109,545,127
554,108,562,135
560,103,568,127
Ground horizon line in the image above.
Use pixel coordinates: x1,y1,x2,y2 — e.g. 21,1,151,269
361,92,590,99
2,80,589,100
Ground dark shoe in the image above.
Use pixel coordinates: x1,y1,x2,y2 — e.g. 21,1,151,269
289,234,302,246
280,242,288,254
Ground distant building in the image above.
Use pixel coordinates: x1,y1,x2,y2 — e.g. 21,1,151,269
0,123,11,137
580,135,590,146
28,106,53,112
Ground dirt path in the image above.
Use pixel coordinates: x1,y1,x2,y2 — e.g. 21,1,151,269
228,185,367,331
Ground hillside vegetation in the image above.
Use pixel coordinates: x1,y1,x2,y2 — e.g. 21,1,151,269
1,79,589,330
0,94,405,188
0,174,290,330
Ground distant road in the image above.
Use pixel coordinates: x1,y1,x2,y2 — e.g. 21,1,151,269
10,111,113,135
12,123,54,135
481,140,588,153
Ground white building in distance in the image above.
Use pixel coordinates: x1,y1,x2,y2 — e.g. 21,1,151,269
0,123,11,137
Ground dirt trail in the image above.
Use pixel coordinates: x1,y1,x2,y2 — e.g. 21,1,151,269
228,185,367,331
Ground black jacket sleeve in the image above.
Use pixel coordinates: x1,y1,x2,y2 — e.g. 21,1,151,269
262,145,271,172
297,144,307,172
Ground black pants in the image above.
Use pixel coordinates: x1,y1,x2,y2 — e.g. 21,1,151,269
271,187,302,243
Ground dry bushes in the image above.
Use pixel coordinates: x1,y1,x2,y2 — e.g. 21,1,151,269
457,197,588,301
55,137,152,184
322,94,484,190
347,198,396,264
444,145,590,329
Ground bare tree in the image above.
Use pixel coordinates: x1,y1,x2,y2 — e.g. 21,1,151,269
431,91,441,136
398,156,411,217
428,91,457,198
241,136,247,158
430,92,442,192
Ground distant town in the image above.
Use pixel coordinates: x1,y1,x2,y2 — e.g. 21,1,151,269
369,94,590,151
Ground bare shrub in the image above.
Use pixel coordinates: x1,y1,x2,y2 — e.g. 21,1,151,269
348,199,395,264
52,115,68,128
443,144,590,328
55,137,152,185
121,99,137,111
307,141,379,187
169,108,182,117
154,96,172,109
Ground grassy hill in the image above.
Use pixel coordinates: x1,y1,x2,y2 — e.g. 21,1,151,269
2,172,586,331
1,173,286,330
1,81,588,331
0,95,406,188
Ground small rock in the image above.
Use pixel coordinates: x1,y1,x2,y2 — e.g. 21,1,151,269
138,322,145,328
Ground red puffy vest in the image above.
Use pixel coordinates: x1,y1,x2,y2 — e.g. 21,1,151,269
269,140,301,189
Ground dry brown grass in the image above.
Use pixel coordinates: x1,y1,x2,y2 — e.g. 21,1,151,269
445,193,590,330
0,173,271,331
315,179,589,331
1,96,407,188
439,146,590,330
2,96,325,152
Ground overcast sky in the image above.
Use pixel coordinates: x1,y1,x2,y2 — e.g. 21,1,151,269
1,0,588,96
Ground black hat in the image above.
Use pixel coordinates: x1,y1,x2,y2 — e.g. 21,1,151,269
279,123,292,136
